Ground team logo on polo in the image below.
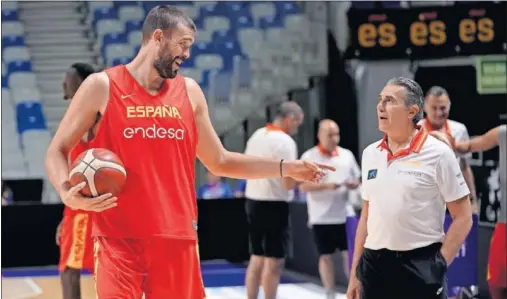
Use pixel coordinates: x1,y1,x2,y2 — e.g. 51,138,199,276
367,169,377,180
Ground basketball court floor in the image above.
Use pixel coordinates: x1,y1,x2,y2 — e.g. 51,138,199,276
2,261,347,299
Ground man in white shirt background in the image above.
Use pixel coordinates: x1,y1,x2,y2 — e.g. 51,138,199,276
299,119,361,299
346,77,473,299
243,101,304,299
418,86,478,212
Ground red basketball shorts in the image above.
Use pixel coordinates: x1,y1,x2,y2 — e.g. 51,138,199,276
58,212,94,273
94,237,206,299
487,223,507,288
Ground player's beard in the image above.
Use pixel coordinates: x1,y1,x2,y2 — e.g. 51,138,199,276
153,51,179,79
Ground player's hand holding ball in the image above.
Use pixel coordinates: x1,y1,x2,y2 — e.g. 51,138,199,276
63,148,127,212
60,182,118,212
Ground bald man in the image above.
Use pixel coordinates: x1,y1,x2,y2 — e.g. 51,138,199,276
300,120,361,299
418,86,478,212
244,101,304,299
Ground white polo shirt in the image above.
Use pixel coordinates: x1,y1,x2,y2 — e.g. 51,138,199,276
361,129,470,251
419,118,472,160
244,124,298,201
301,145,361,225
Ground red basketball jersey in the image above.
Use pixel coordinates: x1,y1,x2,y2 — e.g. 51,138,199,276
64,140,90,217
88,65,198,240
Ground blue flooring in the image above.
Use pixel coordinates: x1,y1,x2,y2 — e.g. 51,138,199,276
2,262,300,288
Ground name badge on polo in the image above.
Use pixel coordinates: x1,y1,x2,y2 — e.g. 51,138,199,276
367,169,378,180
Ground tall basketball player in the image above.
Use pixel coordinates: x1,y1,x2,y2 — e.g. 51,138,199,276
57,62,96,299
45,5,334,298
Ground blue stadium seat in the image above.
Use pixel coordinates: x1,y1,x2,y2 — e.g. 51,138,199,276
125,20,143,33
102,32,128,46
2,35,25,48
2,75,8,88
233,15,255,29
259,15,284,29
199,4,227,18
200,70,211,90
16,102,47,134
215,39,243,71
115,1,142,8
101,32,128,60
211,30,236,43
93,7,118,26
274,2,301,16
192,41,215,56
7,60,32,74
2,9,19,21
222,2,251,14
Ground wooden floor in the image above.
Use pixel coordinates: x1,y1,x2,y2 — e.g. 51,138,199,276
2,263,344,299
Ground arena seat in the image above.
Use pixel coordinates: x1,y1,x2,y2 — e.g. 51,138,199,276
2,21,24,37
118,5,145,23
9,72,38,90
6,60,33,75
127,30,142,47
12,88,42,105
104,44,134,66
125,20,143,33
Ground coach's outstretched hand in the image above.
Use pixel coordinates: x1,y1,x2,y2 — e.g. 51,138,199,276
284,160,335,183
61,182,118,212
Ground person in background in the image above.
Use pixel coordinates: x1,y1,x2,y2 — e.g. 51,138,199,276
2,181,13,206
197,170,234,199
234,179,247,198
419,86,478,213
455,125,507,299
57,62,96,299
244,101,305,299
300,119,361,299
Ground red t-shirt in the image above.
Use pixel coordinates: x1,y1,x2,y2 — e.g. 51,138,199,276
88,65,198,240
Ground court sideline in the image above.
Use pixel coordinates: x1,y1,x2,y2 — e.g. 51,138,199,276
2,261,347,299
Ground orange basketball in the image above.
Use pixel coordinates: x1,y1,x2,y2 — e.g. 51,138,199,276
69,148,127,197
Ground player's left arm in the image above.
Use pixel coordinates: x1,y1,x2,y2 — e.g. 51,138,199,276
186,77,334,181
437,147,473,266
456,125,503,153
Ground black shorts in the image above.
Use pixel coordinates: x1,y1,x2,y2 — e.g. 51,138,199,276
312,224,348,255
245,198,289,259
356,243,448,299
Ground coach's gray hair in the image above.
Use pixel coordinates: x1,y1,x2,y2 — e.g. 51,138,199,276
425,86,449,99
386,77,424,124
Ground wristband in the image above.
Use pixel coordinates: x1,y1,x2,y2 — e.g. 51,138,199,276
280,159,284,177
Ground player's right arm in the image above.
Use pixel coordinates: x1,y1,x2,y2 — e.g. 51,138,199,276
456,125,503,153
45,72,117,212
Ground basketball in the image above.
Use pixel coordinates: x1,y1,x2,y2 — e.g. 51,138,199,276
69,148,127,197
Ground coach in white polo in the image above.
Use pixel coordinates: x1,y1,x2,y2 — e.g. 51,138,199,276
346,77,473,299
300,119,361,299
244,101,304,299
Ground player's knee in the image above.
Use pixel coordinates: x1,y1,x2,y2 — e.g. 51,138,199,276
249,255,264,272
263,258,284,275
